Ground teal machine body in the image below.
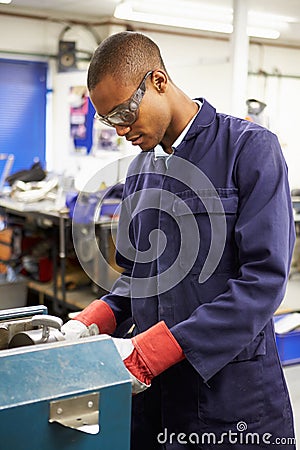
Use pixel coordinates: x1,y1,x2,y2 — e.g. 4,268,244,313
0,306,132,450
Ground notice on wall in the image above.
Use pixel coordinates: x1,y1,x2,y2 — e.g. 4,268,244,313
69,85,94,154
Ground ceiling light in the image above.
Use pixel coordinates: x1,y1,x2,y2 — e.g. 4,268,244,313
247,27,280,40
115,3,232,34
248,11,297,27
114,0,232,33
0,0,12,3
114,0,296,40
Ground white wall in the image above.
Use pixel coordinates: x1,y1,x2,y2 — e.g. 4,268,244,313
147,31,232,112
1,13,300,188
247,43,300,188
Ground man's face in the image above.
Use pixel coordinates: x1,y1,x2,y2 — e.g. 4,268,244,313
90,70,171,151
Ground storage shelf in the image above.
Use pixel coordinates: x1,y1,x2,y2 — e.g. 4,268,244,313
27,280,97,311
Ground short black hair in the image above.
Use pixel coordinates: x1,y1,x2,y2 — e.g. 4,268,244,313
87,31,167,91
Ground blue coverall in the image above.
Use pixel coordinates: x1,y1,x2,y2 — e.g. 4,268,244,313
103,99,296,449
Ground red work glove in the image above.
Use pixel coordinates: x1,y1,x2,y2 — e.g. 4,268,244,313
61,299,116,340
113,321,185,394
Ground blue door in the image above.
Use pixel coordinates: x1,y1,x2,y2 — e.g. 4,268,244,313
0,59,47,177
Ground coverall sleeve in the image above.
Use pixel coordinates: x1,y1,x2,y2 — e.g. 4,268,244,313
171,129,295,382
99,182,133,328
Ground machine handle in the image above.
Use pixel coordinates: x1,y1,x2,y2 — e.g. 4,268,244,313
31,315,63,331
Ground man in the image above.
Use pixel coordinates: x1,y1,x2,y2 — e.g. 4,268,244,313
62,32,296,449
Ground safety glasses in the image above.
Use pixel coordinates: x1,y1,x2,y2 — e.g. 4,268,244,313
94,71,153,128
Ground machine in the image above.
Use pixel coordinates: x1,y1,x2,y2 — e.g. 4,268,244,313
0,306,132,450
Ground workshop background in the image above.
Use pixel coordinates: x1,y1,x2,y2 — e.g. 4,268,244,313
0,0,300,448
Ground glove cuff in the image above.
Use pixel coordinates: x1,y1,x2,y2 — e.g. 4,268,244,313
74,299,116,335
133,321,185,378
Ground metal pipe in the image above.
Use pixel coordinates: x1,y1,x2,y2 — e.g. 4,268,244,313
230,0,249,118
0,48,91,61
249,70,300,80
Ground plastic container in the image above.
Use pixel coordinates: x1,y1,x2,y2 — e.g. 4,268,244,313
274,314,300,366
0,276,28,310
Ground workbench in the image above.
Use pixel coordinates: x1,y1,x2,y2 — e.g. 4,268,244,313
0,196,120,316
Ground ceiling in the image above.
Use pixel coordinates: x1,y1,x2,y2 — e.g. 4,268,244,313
1,0,300,46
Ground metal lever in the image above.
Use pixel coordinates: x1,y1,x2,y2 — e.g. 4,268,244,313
31,315,63,340
8,315,64,348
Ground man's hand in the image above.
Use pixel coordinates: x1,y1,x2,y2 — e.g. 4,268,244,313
112,338,150,394
61,299,117,340
61,320,99,340
112,321,185,395
72,299,116,335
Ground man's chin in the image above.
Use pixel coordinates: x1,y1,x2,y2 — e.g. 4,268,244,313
140,146,154,152
138,143,155,152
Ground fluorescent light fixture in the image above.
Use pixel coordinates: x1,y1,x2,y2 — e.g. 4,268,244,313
115,3,232,34
114,0,297,40
0,0,12,3
247,27,280,40
115,1,232,33
248,11,297,27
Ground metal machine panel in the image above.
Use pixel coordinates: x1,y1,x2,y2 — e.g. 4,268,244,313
0,304,48,321
0,335,132,450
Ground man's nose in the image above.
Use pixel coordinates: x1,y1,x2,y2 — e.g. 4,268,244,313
114,125,131,136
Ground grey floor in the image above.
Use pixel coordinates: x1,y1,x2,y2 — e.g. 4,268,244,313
280,275,300,447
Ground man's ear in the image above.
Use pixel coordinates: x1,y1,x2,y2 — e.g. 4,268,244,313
152,70,168,93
